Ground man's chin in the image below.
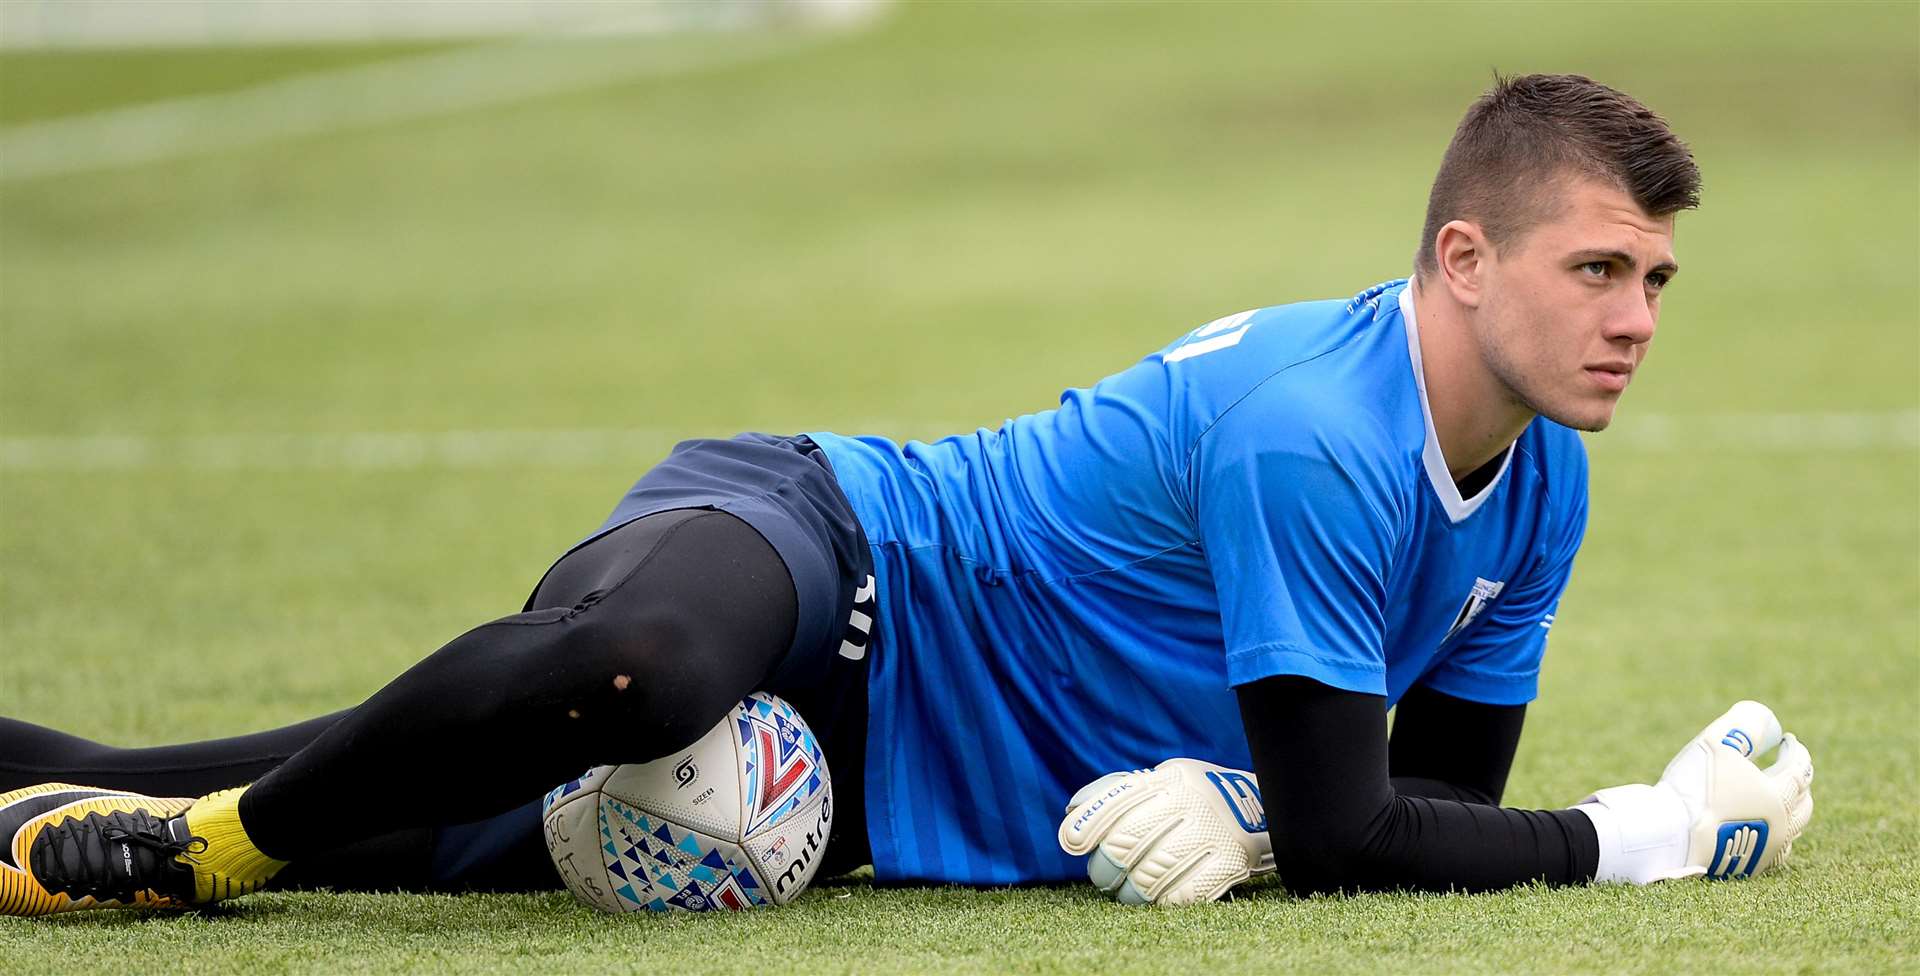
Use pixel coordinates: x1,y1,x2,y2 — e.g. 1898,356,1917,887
1536,399,1619,433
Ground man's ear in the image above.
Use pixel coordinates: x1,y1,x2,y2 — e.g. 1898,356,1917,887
1434,219,1488,309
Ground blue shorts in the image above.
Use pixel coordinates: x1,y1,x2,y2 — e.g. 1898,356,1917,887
432,433,877,889
531,432,874,687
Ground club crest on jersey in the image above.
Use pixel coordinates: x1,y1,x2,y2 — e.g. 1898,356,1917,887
1443,577,1505,644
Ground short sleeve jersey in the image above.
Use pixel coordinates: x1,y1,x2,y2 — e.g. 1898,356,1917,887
807,279,1589,885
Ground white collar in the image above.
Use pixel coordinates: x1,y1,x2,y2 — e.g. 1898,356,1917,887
1398,283,1513,524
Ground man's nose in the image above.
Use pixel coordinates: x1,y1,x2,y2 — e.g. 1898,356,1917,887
1608,292,1658,345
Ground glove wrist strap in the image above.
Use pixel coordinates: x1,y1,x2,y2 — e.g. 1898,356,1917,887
1574,783,1691,885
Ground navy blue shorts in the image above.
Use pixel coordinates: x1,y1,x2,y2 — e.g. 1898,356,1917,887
532,433,875,689
432,434,877,889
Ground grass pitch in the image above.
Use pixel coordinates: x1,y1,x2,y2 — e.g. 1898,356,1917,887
2,2,1917,973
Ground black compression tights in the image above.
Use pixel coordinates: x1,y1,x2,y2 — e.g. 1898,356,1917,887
0,508,797,866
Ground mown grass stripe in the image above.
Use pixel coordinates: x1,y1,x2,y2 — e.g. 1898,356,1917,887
0,412,1912,471
0,4,882,182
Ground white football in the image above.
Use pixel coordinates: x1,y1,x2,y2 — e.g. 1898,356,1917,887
540,691,833,913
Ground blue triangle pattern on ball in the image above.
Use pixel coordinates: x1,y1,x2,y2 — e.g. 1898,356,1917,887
564,729,805,914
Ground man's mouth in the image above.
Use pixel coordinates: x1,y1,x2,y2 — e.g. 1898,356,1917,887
1584,363,1633,393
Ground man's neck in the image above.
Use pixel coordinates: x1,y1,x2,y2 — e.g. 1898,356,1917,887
1407,278,1536,482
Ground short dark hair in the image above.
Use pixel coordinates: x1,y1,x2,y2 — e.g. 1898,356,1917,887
1415,73,1700,276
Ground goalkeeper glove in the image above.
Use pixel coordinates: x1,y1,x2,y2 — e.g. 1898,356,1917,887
1575,700,1814,884
1056,759,1273,905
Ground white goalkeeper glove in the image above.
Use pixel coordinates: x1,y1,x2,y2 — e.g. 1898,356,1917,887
1056,758,1273,905
1575,700,1814,884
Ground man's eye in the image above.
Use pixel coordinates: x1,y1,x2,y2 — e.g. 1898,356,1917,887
1580,261,1608,278
1646,272,1670,290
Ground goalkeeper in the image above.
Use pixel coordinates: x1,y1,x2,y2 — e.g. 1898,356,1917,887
0,73,1813,913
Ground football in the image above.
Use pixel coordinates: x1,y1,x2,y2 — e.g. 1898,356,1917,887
540,691,833,913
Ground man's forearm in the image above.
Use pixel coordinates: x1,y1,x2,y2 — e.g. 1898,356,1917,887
1238,675,1598,895
1389,776,1498,805
1389,683,1526,805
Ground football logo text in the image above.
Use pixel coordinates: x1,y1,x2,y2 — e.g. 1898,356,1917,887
774,791,833,896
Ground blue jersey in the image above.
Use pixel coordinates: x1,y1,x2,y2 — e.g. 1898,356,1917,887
807,278,1589,885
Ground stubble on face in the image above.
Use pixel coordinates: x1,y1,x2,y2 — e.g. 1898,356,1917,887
1468,178,1675,434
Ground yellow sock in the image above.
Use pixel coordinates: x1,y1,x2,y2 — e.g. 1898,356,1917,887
180,786,288,903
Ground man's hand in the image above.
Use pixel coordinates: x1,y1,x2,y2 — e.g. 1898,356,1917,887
1575,701,1814,884
1057,759,1273,905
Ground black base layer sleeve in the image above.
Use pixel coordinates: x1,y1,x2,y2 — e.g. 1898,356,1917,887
241,508,797,860
1237,675,1599,895
1388,683,1528,806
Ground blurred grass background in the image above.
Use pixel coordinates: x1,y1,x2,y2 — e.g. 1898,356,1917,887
1,1,1915,972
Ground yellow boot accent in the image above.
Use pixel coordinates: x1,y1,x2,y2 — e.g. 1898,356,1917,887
180,787,287,903
0,782,194,916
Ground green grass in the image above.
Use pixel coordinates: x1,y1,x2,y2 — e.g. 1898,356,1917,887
2,1,1917,972
0,41,459,126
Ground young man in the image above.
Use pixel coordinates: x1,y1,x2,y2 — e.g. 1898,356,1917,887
0,73,1813,916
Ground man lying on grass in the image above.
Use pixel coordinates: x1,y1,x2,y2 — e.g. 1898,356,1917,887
0,73,1812,916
